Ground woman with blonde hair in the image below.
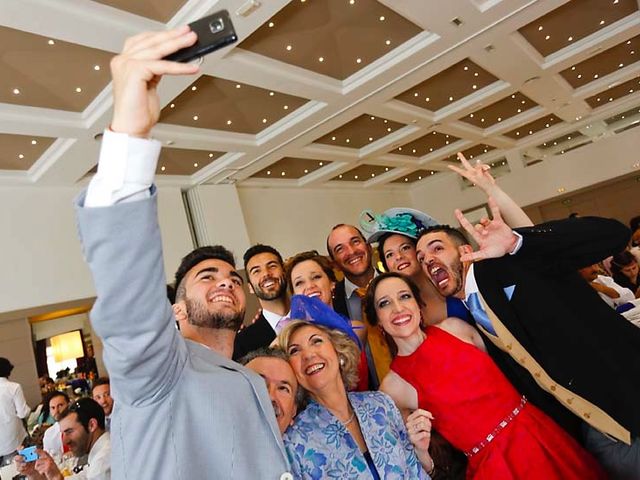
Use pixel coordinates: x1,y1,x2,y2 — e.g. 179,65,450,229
279,318,431,479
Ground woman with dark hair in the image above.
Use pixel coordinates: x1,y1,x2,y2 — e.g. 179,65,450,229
365,272,605,479
611,250,640,297
279,320,431,479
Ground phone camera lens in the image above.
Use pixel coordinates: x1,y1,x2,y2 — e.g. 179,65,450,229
209,19,224,33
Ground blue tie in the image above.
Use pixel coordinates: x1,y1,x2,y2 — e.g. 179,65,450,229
466,292,497,335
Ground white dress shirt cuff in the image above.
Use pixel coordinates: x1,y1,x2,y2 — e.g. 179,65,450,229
85,129,161,207
509,231,523,255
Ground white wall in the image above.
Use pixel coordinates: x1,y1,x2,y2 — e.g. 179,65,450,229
237,186,412,257
410,127,640,224
0,186,193,316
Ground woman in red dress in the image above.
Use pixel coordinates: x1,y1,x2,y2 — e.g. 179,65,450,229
365,272,605,479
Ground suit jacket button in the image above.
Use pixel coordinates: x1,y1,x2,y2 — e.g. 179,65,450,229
280,473,294,480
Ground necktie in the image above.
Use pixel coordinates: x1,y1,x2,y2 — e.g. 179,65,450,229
355,287,392,384
466,291,497,335
275,316,290,334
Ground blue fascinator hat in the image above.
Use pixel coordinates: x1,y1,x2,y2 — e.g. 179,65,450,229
359,207,439,244
289,295,362,349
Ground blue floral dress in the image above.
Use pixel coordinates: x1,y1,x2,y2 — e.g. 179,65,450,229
283,391,430,479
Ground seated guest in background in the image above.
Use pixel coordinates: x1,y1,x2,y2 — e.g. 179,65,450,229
42,392,70,460
0,357,31,467
16,398,110,480
239,347,302,435
578,263,636,308
234,244,290,360
367,272,605,479
611,250,640,297
286,251,368,390
279,320,430,479
91,379,113,432
74,27,290,479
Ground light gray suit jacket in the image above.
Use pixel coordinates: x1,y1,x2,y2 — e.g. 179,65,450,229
75,190,291,480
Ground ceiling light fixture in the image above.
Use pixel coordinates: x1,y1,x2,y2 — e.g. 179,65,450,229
209,153,214,158
545,35,550,40
170,103,175,108
191,86,197,91
94,65,100,71
356,58,362,64
568,36,573,41
226,120,232,125
269,91,275,96
267,170,271,175
193,115,198,120
18,154,24,159
75,87,82,93
262,118,267,123
304,169,309,173
318,56,324,62
385,40,391,45
538,25,543,31
235,84,241,89
161,166,166,171
345,138,350,143
194,163,198,167
48,39,55,45
319,162,324,166
286,45,292,51
283,105,289,110
31,140,37,145
12,88,20,95
379,16,385,21
268,22,274,28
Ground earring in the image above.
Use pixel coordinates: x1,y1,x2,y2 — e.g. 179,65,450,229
339,356,345,367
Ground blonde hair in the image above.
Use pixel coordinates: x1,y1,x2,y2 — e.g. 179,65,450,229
278,320,360,391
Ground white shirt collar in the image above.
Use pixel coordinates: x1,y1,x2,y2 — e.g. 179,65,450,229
464,263,478,298
262,308,288,331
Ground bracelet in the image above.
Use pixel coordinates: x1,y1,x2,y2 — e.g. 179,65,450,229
427,456,435,476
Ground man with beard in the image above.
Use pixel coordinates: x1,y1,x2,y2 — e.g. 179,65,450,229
73,27,291,480
16,398,110,479
416,199,640,478
91,379,113,432
233,245,290,360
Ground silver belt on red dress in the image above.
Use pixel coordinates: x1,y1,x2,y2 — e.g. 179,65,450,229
464,396,527,457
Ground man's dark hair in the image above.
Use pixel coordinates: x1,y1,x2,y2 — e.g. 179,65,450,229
174,245,236,302
326,224,367,259
42,391,70,422
568,212,580,219
243,244,284,271
92,377,110,392
0,357,13,377
60,397,105,431
416,224,469,248
630,216,640,232
239,347,306,410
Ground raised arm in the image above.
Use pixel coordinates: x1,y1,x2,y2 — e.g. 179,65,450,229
449,153,533,228
75,28,201,407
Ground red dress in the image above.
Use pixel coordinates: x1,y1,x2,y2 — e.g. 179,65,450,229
391,326,605,479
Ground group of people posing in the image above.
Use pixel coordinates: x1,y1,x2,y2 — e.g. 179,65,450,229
13,26,640,479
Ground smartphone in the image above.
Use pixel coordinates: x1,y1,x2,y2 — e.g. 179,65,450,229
18,445,39,463
164,10,237,63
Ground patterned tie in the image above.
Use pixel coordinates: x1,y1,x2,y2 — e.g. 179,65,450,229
275,316,290,334
466,291,497,335
355,287,392,384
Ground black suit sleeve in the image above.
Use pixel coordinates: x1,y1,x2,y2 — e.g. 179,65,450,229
513,216,630,274
232,315,276,361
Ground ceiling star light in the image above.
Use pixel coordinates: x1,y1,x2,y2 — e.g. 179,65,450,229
48,39,55,45
94,65,100,71
226,120,232,125
161,166,166,171
319,162,324,166
269,91,275,96
191,86,197,91
600,20,605,25
18,154,24,159
339,174,343,178
404,178,408,182
379,16,385,21
318,57,324,62
464,66,469,71
538,25,543,31
286,45,292,51
472,84,477,89
304,169,309,174
425,97,430,102
193,115,198,120
235,84,241,89
345,138,350,143
356,58,362,64
262,118,267,123
349,0,355,4
75,87,82,93
12,88,20,95
385,40,391,45
194,163,198,167
209,153,214,158
385,167,389,171
170,103,175,108
371,173,375,177
331,136,336,140
449,96,454,101
267,170,271,175
594,74,599,79
31,140,37,145
268,22,274,27
568,36,573,41
370,116,375,120
387,127,392,132
281,172,285,176
354,175,358,179
545,35,550,40
283,105,289,110
619,63,624,67
369,137,373,141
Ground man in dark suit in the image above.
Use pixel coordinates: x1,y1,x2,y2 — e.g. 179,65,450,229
416,198,640,477
233,245,289,360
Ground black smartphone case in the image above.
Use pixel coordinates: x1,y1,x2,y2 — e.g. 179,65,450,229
164,10,237,63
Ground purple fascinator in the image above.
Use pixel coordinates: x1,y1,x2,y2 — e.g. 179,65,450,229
289,295,362,348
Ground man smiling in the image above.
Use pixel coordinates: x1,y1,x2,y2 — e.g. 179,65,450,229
234,245,290,360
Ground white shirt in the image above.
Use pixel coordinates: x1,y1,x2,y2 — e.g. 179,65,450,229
262,308,289,334
593,274,635,308
85,129,160,208
0,378,30,456
69,432,111,480
43,421,63,459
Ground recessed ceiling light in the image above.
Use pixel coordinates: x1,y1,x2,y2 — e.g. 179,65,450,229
281,172,285,176
269,91,275,96
472,85,477,89
48,39,55,45
354,175,358,179
161,166,166,171
404,178,408,182
191,86,197,91
517,108,522,113
469,113,474,118
425,97,430,102
577,74,582,79
283,105,288,110
463,66,469,71
370,116,375,120
235,84,241,89
599,20,605,25
609,97,613,101
31,140,37,145
194,163,198,167
286,45,292,51
75,87,82,93
304,169,309,173
267,170,271,175
331,136,336,140
619,63,624,68
339,174,343,178
413,92,419,97
345,138,350,143
226,120,232,125
497,117,502,121
356,58,362,64
480,118,485,123
385,167,389,171
94,65,100,71
18,154,24,159
473,72,478,77
268,22,274,28
12,88,20,95
349,0,355,4
193,115,198,120
529,130,533,134
170,103,175,108
628,40,632,45
448,96,454,101
418,176,422,180
318,57,324,62
511,94,516,98
545,123,549,127
209,153,214,158
387,127,392,132
594,74,599,79
368,137,373,141
538,25,543,31
545,35,550,40
319,162,323,166
568,36,573,42
371,173,375,177
262,118,267,123
412,148,417,153
379,16,385,21
385,40,391,46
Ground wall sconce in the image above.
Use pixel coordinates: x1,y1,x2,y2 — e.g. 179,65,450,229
51,330,83,362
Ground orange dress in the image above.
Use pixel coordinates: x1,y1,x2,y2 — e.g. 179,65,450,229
391,326,606,479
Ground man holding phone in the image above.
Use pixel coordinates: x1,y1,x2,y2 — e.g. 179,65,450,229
73,23,291,480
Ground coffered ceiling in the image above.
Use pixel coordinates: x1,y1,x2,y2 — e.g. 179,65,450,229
2,0,640,189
